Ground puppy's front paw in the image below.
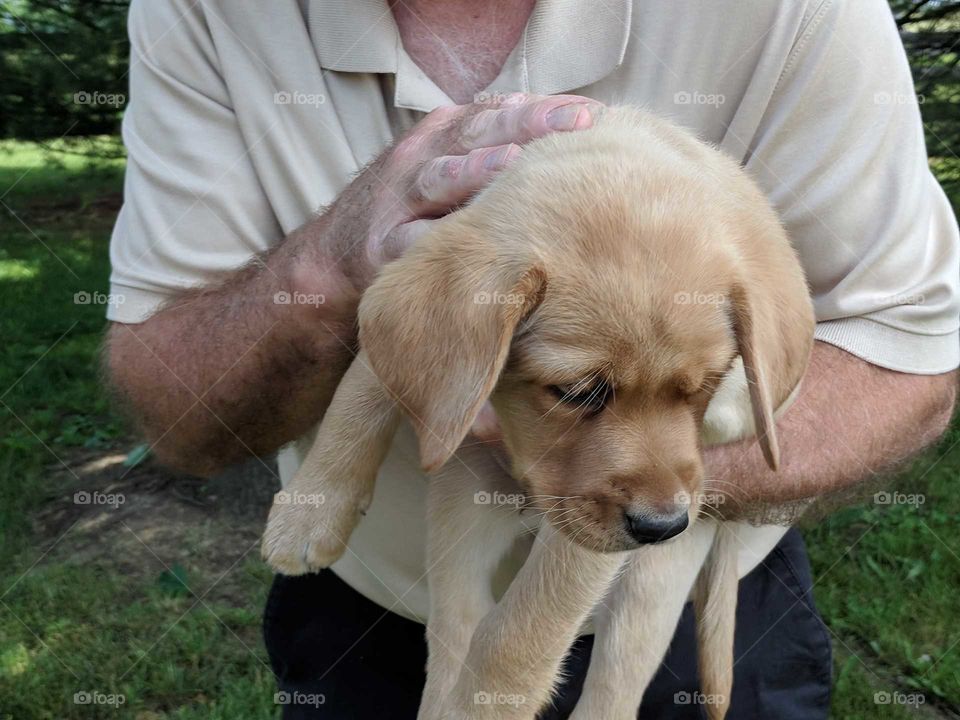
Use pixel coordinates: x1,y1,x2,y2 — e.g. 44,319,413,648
261,489,353,574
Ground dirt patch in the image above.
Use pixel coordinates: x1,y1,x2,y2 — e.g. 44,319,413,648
31,441,280,606
13,190,124,225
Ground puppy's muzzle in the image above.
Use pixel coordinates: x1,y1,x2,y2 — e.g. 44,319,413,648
624,509,689,544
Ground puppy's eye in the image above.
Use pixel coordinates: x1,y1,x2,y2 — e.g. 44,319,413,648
548,380,611,415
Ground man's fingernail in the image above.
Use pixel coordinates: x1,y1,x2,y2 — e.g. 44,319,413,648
546,104,586,130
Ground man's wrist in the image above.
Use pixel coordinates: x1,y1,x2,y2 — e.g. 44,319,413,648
272,221,361,361
701,442,765,520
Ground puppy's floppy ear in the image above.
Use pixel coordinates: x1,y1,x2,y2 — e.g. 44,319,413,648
359,216,547,472
728,279,813,471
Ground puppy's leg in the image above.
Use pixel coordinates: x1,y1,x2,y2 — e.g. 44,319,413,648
261,350,400,574
418,454,523,720
570,521,718,720
693,523,738,720
447,523,626,720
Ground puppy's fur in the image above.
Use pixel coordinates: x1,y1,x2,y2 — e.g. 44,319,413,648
262,107,815,719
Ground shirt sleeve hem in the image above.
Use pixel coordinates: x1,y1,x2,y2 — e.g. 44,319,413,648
105,283,171,324
814,317,959,375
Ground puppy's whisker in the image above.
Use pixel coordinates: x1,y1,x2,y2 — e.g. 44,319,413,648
568,519,599,547
457,438,510,448
550,511,584,526
701,478,746,501
542,507,581,521
525,494,584,500
539,370,604,420
527,498,571,516
547,506,585,521
572,377,607,418
697,505,722,520
551,515,589,533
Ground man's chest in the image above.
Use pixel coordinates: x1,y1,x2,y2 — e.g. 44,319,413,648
390,0,536,103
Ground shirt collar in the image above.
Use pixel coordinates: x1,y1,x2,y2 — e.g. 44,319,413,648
308,0,631,110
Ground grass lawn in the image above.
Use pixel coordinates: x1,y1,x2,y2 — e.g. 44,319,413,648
0,139,958,718
0,140,278,719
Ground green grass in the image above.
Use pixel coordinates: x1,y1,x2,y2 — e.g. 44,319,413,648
0,139,278,719
0,138,126,555
0,560,276,720
0,138,958,718
804,435,960,715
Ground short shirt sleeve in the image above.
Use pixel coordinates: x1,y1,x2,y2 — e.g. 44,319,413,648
108,0,283,323
745,0,959,374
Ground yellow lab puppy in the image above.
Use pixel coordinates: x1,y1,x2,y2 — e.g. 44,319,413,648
262,106,814,720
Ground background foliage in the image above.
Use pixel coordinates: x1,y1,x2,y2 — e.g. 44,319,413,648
1,1,958,148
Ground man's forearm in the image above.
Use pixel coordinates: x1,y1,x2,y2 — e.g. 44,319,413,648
106,214,360,476
105,95,604,477
705,341,957,520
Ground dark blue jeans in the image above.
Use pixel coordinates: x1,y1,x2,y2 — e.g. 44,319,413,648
264,529,831,719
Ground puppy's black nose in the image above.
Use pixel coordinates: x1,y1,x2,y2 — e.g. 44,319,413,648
624,510,689,545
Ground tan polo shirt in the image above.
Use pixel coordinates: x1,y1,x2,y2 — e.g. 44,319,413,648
109,0,960,622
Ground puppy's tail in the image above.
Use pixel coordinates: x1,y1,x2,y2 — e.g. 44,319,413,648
693,523,738,720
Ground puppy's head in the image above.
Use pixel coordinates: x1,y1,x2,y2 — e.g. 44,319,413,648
360,110,814,552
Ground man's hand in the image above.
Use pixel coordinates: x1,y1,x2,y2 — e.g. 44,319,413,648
106,94,602,476
320,94,601,293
